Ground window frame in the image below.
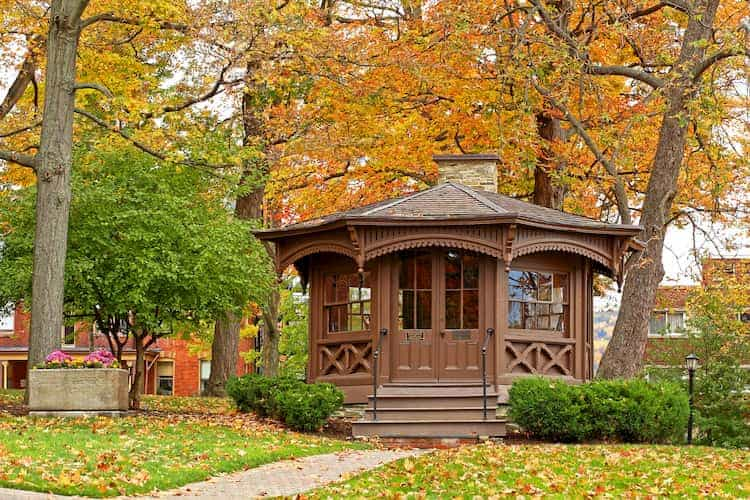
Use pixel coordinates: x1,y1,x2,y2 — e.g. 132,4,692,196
199,360,211,394
323,271,372,335
443,250,480,331
507,268,570,335
156,360,174,396
648,309,687,337
0,304,14,335
398,250,433,331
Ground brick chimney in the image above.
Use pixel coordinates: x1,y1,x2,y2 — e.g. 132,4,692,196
433,153,499,193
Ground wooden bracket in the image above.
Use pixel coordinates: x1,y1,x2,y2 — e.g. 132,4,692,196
503,224,516,271
348,225,365,274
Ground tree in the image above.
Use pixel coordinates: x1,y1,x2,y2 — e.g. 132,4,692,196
0,148,271,407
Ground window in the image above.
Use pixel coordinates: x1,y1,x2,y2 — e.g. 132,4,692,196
739,311,750,323
444,250,479,329
399,251,432,330
62,325,76,346
508,270,568,333
648,310,686,336
0,304,13,332
324,272,371,333
156,361,174,395
200,360,211,394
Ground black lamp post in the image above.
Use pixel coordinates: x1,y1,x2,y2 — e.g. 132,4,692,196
685,353,699,444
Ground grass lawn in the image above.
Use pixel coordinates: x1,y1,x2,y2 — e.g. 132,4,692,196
311,441,750,498
0,389,366,497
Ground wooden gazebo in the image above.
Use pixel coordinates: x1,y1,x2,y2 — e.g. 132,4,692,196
256,154,641,437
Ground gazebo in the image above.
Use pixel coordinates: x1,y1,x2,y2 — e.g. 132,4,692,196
256,154,642,437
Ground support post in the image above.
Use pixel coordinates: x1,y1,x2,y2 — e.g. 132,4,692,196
372,328,387,421
482,328,495,420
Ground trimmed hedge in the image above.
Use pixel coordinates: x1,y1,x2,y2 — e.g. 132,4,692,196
226,374,344,432
508,377,689,444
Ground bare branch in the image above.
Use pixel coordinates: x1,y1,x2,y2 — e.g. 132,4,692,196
586,64,665,88
81,12,188,32
532,81,632,224
0,119,42,138
692,47,750,81
0,51,37,121
74,82,113,98
0,149,37,170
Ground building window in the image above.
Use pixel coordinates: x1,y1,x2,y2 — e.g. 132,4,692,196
399,251,432,330
200,360,211,394
648,310,686,336
62,325,76,346
508,270,569,333
156,361,174,395
444,250,479,329
739,310,750,323
324,272,372,333
0,304,13,333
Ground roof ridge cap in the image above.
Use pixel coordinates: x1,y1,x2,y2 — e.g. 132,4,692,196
361,183,446,215
448,182,508,214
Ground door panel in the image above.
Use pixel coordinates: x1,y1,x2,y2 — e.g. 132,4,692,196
391,250,436,380
438,250,483,380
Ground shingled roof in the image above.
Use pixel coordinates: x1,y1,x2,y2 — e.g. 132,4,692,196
256,182,641,238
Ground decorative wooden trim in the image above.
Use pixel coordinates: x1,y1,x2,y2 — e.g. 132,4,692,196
512,239,611,270
365,237,502,261
280,242,358,270
503,224,516,271
347,225,366,273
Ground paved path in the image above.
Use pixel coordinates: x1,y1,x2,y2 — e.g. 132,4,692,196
0,449,427,500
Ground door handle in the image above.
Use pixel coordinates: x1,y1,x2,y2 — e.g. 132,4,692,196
439,330,445,337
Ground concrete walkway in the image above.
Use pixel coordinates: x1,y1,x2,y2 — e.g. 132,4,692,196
0,449,427,500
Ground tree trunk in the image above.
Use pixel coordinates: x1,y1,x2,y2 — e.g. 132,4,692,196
597,0,720,378
205,311,240,396
533,112,566,210
261,285,281,377
28,0,89,373
129,333,145,409
206,63,270,394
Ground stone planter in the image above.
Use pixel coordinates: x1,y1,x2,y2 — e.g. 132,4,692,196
28,368,130,417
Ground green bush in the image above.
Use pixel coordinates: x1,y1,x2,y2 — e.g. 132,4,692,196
509,377,689,444
227,374,344,431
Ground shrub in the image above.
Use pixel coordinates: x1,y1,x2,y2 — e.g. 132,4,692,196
509,377,689,444
227,374,344,431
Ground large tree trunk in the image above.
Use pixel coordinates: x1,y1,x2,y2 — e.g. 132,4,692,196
28,0,89,372
533,112,566,210
129,333,146,409
206,64,271,394
597,0,720,378
261,286,281,377
205,311,240,396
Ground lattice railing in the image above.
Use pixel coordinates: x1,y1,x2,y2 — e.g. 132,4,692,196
319,340,373,376
505,338,574,376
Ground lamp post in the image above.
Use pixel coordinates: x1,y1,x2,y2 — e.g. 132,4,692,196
685,353,699,444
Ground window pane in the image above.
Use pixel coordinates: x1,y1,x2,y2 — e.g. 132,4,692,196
553,273,568,303
668,312,684,331
416,291,431,329
328,305,348,332
200,360,211,379
399,253,414,289
508,301,522,328
538,273,552,302
649,312,666,334
445,290,461,329
415,253,432,289
350,315,362,331
509,271,537,301
550,313,563,332
741,311,750,323
463,254,479,289
400,290,414,329
445,252,461,290
463,290,479,329
523,303,536,329
351,302,360,314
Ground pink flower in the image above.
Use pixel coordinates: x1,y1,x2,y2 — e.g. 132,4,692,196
45,350,73,364
84,349,116,367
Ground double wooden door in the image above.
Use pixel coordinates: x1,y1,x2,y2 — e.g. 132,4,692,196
391,248,490,382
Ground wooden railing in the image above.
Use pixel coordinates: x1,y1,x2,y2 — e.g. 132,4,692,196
504,333,575,376
371,328,388,421
481,327,495,420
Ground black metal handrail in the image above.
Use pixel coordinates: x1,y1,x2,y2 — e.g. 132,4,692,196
482,327,495,420
372,328,388,421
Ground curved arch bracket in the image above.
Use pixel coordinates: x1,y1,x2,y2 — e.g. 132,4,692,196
365,237,503,261
280,242,358,270
512,239,613,273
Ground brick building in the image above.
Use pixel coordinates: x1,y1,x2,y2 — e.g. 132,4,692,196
644,257,750,365
0,305,257,396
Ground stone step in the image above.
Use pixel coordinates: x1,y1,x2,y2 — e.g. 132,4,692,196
367,394,497,409
364,407,495,421
352,419,507,438
378,384,496,396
